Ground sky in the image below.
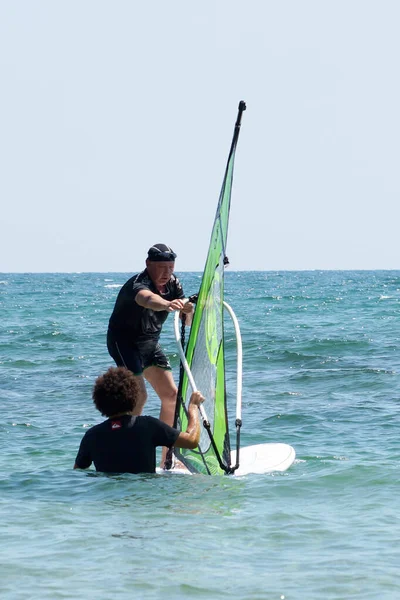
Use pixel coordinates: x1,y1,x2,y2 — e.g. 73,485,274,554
1,1,399,272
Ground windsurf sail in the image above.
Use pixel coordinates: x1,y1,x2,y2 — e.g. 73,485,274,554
174,101,246,475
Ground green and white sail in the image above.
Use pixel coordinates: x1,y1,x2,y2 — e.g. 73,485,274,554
175,101,246,475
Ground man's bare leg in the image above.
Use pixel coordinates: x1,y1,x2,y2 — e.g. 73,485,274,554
144,366,179,466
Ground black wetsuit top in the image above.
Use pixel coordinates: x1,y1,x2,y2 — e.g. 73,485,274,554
75,415,180,474
108,270,184,343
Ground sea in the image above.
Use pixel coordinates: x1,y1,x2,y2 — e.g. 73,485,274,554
1,270,399,600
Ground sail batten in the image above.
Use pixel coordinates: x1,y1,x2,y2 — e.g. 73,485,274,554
175,102,246,475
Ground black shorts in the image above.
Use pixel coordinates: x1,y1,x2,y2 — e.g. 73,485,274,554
107,331,171,376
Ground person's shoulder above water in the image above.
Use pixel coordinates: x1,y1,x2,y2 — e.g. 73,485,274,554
74,366,205,473
76,414,135,446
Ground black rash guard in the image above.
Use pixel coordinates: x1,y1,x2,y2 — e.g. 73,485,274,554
75,415,180,474
107,270,185,343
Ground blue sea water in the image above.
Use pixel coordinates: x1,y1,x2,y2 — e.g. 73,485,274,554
0,270,399,600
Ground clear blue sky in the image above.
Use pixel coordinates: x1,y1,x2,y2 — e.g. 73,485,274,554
1,1,399,272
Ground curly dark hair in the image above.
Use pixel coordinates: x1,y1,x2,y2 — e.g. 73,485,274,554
92,367,139,417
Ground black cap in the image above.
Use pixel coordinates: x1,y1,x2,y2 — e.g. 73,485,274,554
147,243,177,262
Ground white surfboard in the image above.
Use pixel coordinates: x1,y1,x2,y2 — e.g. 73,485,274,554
230,443,295,476
157,443,295,476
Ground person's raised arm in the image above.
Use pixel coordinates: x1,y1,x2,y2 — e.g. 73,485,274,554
174,391,204,449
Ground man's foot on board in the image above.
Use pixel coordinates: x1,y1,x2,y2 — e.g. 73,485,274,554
161,454,186,471
172,457,187,470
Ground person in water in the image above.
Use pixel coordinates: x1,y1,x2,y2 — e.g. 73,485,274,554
74,367,204,474
107,243,194,466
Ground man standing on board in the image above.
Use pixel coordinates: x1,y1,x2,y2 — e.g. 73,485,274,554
107,243,193,466
74,367,204,474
